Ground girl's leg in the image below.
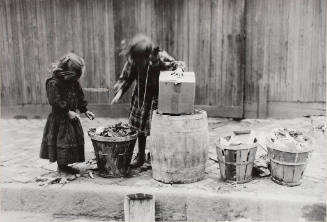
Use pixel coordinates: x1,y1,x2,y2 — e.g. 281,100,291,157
130,134,147,168
57,164,68,171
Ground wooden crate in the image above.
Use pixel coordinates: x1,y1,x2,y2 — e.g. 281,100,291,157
158,71,195,115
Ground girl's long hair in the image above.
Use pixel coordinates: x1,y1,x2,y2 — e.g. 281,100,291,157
123,34,154,61
50,52,85,81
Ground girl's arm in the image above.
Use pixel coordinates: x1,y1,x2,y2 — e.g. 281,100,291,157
76,82,88,113
159,50,186,72
76,82,95,120
112,60,136,103
46,79,70,114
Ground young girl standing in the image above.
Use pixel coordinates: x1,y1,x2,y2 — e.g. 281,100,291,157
40,53,95,174
111,34,185,168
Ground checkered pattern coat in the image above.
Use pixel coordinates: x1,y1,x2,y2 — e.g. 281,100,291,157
114,50,185,136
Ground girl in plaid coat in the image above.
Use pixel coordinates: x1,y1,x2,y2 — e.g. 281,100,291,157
111,34,185,168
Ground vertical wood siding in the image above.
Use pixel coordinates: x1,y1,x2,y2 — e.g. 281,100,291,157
0,0,325,118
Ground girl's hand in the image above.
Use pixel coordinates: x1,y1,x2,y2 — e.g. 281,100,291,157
111,90,122,105
68,111,80,120
171,68,184,85
85,111,95,120
171,68,183,78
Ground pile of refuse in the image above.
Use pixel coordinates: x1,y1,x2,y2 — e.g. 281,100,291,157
89,122,136,137
219,130,257,147
267,128,312,152
254,128,312,178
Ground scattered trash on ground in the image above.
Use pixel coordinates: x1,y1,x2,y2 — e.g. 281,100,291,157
88,171,94,179
35,176,64,187
315,124,326,133
253,153,270,177
35,169,97,187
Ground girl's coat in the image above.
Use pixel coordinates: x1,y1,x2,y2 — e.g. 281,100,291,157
115,50,185,136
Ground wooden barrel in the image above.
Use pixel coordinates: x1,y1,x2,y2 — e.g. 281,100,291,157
267,139,311,186
149,110,209,183
216,142,257,183
88,130,137,178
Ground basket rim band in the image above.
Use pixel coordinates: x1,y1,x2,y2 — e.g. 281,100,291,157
216,145,257,150
270,158,307,166
219,161,254,166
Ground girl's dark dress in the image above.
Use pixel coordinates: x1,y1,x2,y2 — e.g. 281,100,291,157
40,77,88,165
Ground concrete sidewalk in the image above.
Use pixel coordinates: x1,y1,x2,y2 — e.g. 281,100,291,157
1,116,326,221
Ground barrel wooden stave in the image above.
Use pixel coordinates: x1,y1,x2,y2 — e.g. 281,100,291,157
150,110,209,183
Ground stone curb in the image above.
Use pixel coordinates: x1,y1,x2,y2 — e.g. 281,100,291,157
1,183,326,221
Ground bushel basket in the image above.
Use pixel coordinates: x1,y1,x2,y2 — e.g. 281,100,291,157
88,128,137,178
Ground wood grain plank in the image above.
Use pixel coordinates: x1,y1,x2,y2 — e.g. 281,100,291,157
36,0,48,104
321,0,327,102
10,0,24,105
198,0,211,105
210,0,219,106
107,0,116,101
31,0,42,105
9,0,21,105
0,0,10,105
220,0,228,107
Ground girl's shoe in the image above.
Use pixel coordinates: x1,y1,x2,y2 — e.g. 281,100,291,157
130,153,146,168
58,165,80,174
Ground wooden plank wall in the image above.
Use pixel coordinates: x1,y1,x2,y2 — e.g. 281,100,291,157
245,0,326,118
0,0,117,106
1,0,326,118
0,0,245,115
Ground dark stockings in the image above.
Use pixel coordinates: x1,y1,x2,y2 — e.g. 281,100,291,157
138,134,146,155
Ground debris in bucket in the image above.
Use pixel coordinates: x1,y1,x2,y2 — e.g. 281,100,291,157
268,128,312,152
219,130,257,146
89,122,136,137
